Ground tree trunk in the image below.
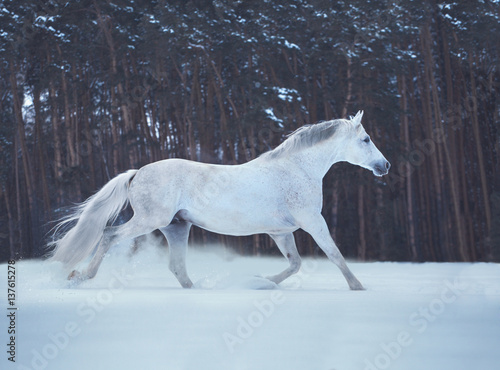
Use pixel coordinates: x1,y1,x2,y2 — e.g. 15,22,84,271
2,186,17,260
10,62,37,257
398,74,417,260
49,79,64,202
357,183,366,260
33,87,51,213
468,54,492,236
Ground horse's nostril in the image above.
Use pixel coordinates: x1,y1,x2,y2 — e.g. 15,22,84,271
385,161,391,170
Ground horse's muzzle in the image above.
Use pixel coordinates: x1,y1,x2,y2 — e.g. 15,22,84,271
372,160,390,177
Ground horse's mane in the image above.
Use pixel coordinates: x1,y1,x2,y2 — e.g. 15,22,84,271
260,118,354,159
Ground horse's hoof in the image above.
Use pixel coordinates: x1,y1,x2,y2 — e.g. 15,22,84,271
68,270,83,281
350,284,365,291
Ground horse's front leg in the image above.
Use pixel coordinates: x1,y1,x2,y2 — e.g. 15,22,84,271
300,213,364,290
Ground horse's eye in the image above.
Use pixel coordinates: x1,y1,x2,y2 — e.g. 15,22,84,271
363,137,370,143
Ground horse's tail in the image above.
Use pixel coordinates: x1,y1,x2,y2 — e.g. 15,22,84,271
49,169,138,270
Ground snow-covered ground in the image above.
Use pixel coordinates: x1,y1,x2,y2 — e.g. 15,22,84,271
2,243,499,370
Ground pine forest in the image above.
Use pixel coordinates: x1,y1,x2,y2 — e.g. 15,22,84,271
0,0,499,263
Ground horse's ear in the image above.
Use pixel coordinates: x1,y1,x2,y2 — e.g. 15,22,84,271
352,110,364,126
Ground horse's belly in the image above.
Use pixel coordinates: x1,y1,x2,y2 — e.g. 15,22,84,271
180,206,297,236
197,219,298,236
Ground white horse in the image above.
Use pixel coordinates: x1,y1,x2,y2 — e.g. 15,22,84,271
50,111,390,290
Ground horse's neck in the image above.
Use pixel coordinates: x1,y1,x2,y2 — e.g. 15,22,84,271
287,137,345,180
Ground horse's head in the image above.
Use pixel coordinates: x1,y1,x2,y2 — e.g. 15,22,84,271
342,111,390,177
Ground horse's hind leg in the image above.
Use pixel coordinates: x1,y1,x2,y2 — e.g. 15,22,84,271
160,222,193,288
70,216,156,281
266,233,302,284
